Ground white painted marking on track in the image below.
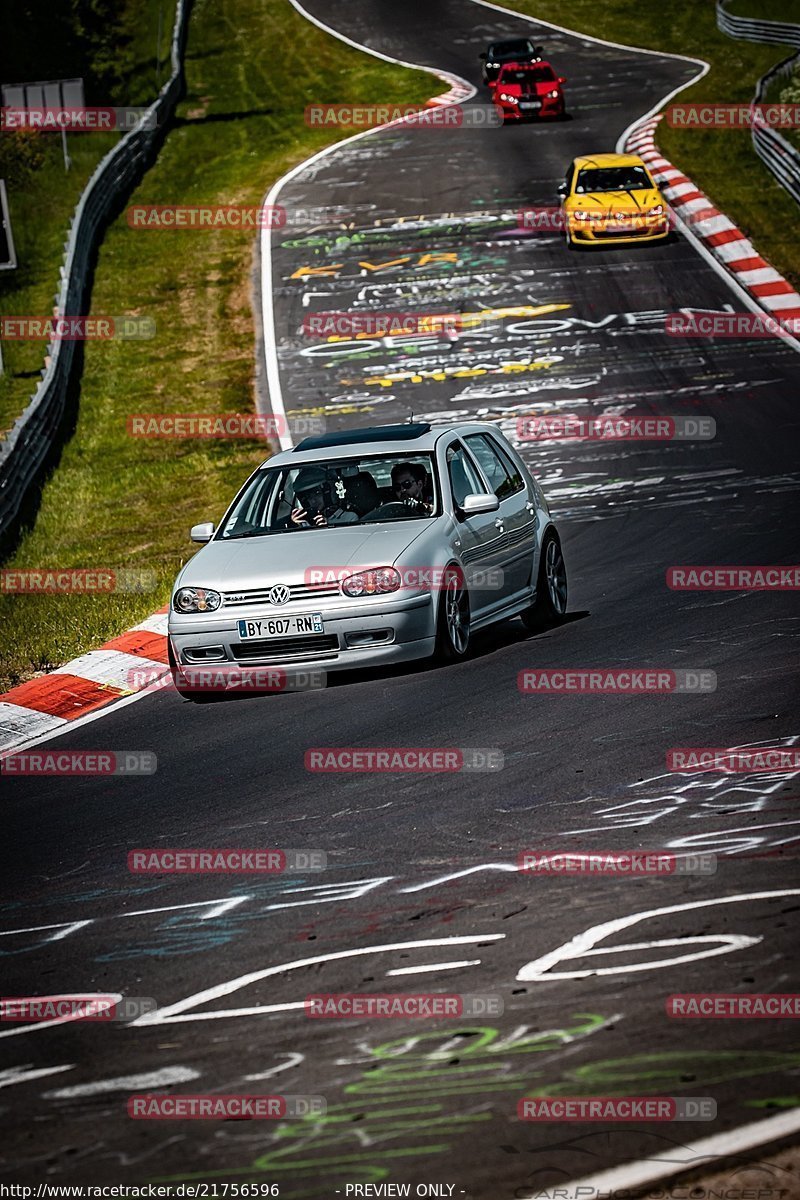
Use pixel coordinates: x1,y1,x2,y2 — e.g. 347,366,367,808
244,1051,305,1081
532,1108,800,1200
129,935,505,1026
44,1065,199,1098
385,960,481,976
399,863,517,892
0,993,124,1040
124,897,249,921
0,920,92,942
516,889,800,981
0,1063,74,1090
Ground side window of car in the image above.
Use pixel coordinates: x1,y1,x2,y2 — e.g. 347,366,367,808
564,162,575,193
464,434,521,501
489,436,525,496
446,442,486,507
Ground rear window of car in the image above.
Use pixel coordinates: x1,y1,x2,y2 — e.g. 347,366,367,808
491,40,533,58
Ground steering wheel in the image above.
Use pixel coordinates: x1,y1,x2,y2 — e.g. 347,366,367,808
361,501,418,520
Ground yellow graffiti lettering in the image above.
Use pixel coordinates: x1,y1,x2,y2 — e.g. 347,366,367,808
290,264,344,279
416,253,459,266
357,257,412,272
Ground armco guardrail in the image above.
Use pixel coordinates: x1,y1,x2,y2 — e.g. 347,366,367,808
716,0,800,205
0,0,191,550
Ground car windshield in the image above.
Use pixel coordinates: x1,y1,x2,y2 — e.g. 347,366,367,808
575,166,651,193
219,453,439,538
500,65,555,83
491,40,532,58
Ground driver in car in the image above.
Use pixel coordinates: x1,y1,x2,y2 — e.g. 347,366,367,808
391,462,433,514
289,466,358,527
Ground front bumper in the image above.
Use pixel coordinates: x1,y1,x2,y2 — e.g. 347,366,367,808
498,98,562,121
567,215,669,245
168,592,436,681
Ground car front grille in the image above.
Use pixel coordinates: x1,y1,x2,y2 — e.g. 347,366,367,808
594,226,647,238
223,582,341,607
232,635,340,662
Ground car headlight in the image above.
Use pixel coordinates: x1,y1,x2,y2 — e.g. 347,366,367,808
499,93,517,103
547,89,559,98
572,210,590,221
173,586,222,613
647,205,665,216
341,568,401,598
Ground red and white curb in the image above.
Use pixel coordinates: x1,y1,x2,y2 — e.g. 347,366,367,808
626,114,800,327
0,608,170,754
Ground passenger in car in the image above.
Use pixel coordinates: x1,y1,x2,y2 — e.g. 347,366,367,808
288,467,358,527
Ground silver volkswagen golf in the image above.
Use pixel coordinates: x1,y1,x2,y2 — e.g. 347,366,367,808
168,422,567,698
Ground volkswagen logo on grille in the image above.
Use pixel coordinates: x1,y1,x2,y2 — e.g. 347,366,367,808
267,584,291,606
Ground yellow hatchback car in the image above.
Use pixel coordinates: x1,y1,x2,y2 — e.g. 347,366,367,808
558,152,670,248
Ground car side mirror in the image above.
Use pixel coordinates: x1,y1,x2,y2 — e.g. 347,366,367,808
558,76,567,84
557,182,567,196
535,45,544,54
190,522,215,543
479,52,487,59
461,493,500,516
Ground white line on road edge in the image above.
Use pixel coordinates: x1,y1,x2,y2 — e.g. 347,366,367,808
258,0,476,452
523,1107,800,1200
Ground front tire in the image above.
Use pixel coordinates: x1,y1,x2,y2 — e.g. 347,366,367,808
434,566,471,662
520,531,568,631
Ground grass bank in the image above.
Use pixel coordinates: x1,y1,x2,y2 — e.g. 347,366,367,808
0,0,436,690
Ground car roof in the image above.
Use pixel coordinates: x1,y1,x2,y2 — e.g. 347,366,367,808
572,152,646,169
489,37,534,49
260,421,504,469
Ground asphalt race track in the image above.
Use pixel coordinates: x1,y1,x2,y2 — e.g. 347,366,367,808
3,1,800,1195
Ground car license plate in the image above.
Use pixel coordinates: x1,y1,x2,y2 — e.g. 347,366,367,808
237,614,324,639
519,101,541,109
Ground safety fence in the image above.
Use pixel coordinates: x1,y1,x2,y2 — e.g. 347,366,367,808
0,0,191,549
716,0,800,205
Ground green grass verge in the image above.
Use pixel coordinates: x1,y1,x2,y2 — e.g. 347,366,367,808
0,0,436,691
501,0,800,285
0,0,177,436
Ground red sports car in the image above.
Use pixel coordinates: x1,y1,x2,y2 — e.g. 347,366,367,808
494,61,567,122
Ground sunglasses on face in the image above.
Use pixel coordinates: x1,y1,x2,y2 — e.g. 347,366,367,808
395,478,418,490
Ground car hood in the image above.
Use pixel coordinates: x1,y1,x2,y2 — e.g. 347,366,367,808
176,522,433,590
501,81,558,95
565,189,662,214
